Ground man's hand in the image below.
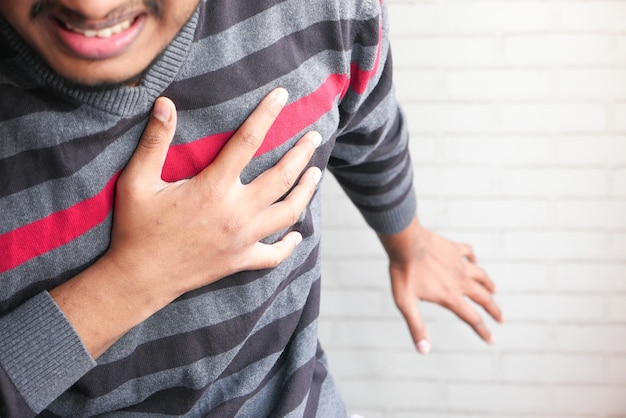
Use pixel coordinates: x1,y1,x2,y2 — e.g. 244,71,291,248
108,88,321,302
51,88,321,358
378,217,503,354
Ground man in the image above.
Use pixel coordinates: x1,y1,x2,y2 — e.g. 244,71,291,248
0,0,502,416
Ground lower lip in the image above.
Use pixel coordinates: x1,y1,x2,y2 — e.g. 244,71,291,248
53,15,145,60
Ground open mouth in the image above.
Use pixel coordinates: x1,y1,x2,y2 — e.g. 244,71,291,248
53,14,146,59
63,18,134,39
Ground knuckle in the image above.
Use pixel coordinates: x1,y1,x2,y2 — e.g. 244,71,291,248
240,130,262,149
265,101,283,120
139,129,164,150
278,167,297,191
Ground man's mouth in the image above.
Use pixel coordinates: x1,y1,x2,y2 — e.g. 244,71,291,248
63,19,133,39
52,14,146,59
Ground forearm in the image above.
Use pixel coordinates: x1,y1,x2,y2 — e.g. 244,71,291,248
49,254,176,359
377,215,426,264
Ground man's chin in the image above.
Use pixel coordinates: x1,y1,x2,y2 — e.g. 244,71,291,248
59,70,146,90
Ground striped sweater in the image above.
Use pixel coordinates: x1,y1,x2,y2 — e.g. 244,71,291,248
0,0,415,416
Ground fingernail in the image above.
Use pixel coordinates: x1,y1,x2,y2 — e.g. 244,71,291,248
274,88,288,106
488,335,496,344
312,168,322,185
310,131,322,148
416,339,431,354
293,232,303,246
153,98,172,124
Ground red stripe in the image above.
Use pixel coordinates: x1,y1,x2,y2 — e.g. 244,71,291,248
0,73,353,273
0,174,119,273
162,72,349,182
348,19,382,95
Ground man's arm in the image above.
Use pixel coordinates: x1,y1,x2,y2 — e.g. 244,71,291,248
0,88,321,415
378,216,503,353
329,0,502,352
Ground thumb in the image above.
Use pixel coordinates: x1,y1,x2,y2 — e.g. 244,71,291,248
124,97,177,186
401,301,431,354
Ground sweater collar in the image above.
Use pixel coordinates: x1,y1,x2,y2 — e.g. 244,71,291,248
0,4,201,117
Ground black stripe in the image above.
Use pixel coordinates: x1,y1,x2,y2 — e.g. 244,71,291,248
330,106,405,173
0,262,91,316
0,367,36,418
338,47,394,133
0,114,146,198
302,342,327,418
352,181,414,214
336,152,411,196
121,277,321,415
0,84,78,122
165,17,380,111
73,245,319,398
194,0,291,40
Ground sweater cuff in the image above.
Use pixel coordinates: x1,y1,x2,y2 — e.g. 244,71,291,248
0,291,96,413
360,186,417,235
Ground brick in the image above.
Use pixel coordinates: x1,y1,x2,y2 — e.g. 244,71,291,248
502,231,609,260
556,263,626,292
324,348,386,378
409,198,449,229
553,385,626,414
557,69,626,100
503,34,612,66
324,319,413,350
447,383,549,412
612,232,626,260
446,69,555,101
560,1,626,32
555,325,626,352
496,294,604,321
426,319,504,352
330,259,390,289
321,289,387,318
500,168,607,197
388,351,495,380
408,136,439,164
394,68,442,101
614,168,626,196
615,103,626,132
501,353,604,383
498,103,607,134
441,1,557,34
321,229,384,259
392,36,497,68
556,200,626,228
447,199,551,228
339,378,442,409
557,136,626,164
482,262,550,292
403,103,497,134
321,197,368,228
491,323,553,351
444,136,553,164
608,295,626,321
617,35,626,65
413,166,493,196
607,356,626,384
388,2,440,36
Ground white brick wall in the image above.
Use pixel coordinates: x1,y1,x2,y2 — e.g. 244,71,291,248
319,0,626,416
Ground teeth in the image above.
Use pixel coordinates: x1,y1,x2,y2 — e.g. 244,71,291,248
65,19,132,38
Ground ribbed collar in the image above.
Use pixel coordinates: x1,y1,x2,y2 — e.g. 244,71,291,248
0,5,200,117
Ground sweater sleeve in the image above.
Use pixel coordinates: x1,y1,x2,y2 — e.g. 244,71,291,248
0,292,96,415
329,0,416,235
